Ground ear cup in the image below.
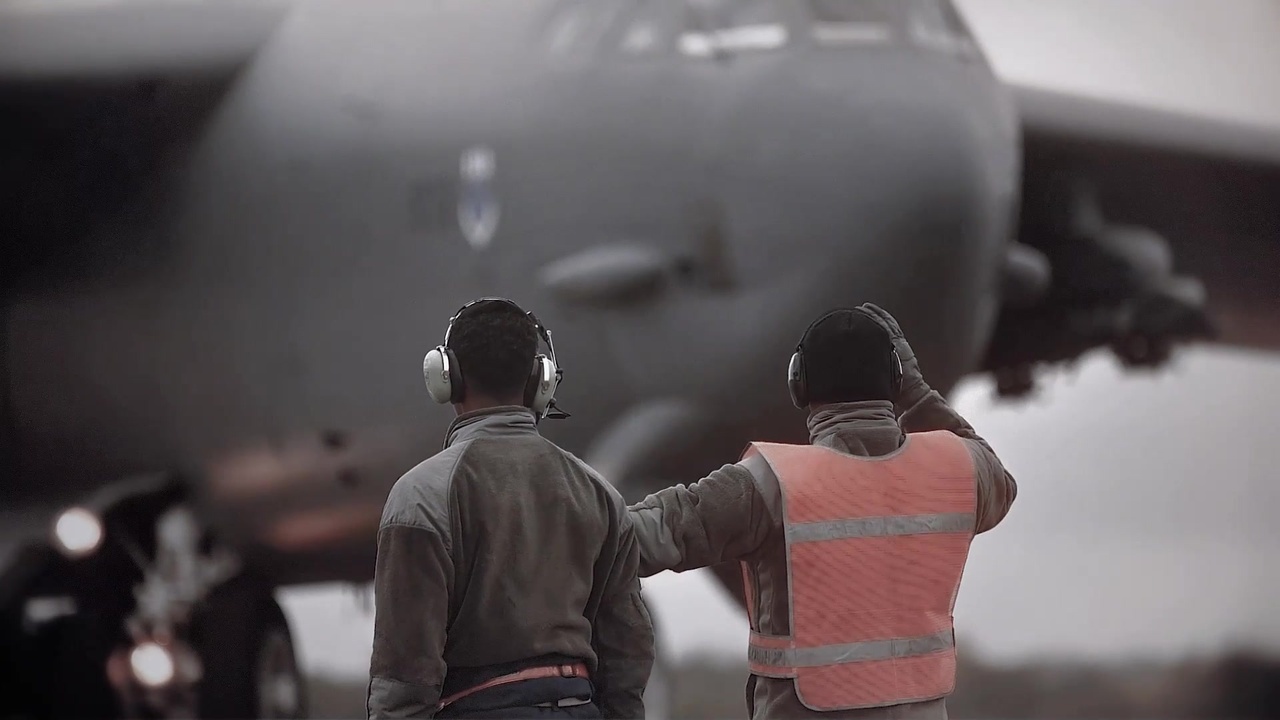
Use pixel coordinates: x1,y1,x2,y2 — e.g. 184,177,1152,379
429,297,564,416
526,355,559,416
787,349,807,410
424,346,464,404
445,347,464,403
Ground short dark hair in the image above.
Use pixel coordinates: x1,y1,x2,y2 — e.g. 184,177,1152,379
800,308,896,405
448,300,539,402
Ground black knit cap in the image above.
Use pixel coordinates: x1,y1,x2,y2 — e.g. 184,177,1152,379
799,308,896,404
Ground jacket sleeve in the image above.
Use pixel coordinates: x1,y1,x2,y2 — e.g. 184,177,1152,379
896,380,1018,534
626,457,777,577
857,301,1016,534
591,508,655,720
367,523,453,719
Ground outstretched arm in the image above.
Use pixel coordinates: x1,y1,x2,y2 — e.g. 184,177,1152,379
627,455,779,576
861,304,1019,533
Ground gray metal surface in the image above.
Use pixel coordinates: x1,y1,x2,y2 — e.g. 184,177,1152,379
0,0,1276,593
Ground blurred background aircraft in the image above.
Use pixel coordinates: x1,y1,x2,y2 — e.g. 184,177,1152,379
2,0,1278,718
286,1,1280,717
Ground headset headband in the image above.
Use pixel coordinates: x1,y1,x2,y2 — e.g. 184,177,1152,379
796,307,899,350
443,296,558,367
795,308,845,351
789,306,902,409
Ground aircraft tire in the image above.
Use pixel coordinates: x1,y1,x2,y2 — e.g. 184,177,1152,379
189,575,307,720
12,610,121,718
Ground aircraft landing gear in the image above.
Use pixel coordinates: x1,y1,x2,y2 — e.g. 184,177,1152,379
188,576,306,720
9,477,307,719
103,504,306,720
104,574,305,720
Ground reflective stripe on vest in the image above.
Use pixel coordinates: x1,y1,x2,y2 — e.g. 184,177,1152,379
739,431,977,712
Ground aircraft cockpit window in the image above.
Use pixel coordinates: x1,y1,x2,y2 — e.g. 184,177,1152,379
543,1,626,56
903,0,980,59
620,19,662,55
804,0,898,47
680,0,791,58
609,0,675,57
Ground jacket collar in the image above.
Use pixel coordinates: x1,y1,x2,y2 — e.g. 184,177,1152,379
444,405,539,449
806,401,904,455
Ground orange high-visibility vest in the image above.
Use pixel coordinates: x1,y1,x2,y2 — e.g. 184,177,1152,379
740,430,977,711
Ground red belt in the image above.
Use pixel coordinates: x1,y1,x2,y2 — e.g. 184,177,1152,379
435,662,590,713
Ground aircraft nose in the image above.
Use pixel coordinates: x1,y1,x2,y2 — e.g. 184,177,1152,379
713,48,1018,392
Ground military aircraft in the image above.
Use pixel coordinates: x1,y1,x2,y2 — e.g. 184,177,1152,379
2,0,1278,716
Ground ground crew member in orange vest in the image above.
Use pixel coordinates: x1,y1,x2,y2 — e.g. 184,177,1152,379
628,303,1017,719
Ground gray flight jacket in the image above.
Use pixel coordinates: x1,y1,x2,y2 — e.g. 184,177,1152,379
368,406,655,719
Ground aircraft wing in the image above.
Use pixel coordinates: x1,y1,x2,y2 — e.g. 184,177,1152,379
983,82,1280,394
0,0,285,82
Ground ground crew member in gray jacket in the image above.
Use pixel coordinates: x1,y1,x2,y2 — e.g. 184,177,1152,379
368,297,654,719
628,304,1017,720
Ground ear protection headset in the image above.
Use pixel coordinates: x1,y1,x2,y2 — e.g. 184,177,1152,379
787,308,903,410
423,297,567,420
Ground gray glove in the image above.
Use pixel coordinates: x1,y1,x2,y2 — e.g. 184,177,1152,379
859,303,928,406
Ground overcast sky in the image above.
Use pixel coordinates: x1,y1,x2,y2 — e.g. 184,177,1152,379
279,0,1280,678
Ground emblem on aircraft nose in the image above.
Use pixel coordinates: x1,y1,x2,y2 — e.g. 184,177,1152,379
458,146,500,250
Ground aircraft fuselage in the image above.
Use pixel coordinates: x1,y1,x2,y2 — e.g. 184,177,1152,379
2,0,1018,585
